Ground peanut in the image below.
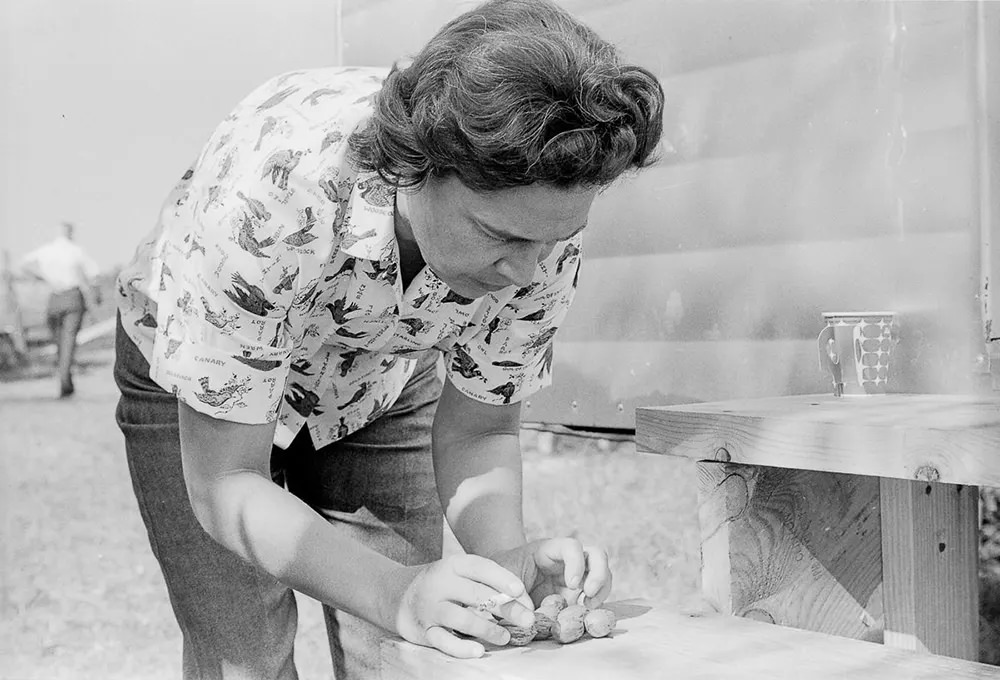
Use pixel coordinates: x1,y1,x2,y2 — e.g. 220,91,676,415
538,593,568,612
536,604,563,624
500,621,537,646
551,604,587,644
534,593,568,638
583,608,617,638
532,609,555,640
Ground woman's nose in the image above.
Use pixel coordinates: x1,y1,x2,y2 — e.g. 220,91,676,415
497,245,545,287
538,240,557,262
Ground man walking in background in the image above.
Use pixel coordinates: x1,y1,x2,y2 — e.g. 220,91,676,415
19,222,102,397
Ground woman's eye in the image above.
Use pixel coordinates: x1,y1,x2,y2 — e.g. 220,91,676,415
481,228,507,243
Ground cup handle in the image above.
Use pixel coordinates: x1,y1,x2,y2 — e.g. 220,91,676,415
818,325,842,387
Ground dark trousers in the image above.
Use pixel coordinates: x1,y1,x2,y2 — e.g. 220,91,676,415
46,288,85,393
113,315,444,679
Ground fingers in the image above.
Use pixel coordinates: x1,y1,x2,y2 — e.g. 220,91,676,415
452,554,526,598
451,555,534,627
457,585,534,628
423,581,529,656
440,602,512,647
495,594,535,627
424,625,486,659
399,556,527,658
418,555,532,639
534,539,612,608
424,600,528,658
513,591,535,615
580,546,612,608
534,537,587,588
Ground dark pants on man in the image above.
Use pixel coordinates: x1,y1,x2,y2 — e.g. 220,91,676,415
113,315,445,679
46,287,85,396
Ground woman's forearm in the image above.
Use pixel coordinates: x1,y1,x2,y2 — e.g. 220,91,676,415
178,403,412,633
431,379,529,558
433,430,527,558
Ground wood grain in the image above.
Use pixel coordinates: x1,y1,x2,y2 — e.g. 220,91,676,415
881,478,980,660
636,394,1000,487
697,462,884,640
379,600,1000,679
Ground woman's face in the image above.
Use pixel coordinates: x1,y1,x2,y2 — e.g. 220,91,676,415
396,175,597,299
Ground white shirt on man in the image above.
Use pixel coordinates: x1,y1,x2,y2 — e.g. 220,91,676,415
21,235,101,294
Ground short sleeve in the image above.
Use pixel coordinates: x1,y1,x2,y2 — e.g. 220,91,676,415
148,107,335,424
443,234,582,405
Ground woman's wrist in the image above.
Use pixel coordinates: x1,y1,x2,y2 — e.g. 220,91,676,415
378,564,421,634
449,503,527,558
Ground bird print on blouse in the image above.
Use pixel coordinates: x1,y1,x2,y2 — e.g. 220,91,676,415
272,266,299,295
116,67,583,450
237,191,272,222
195,375,252,412
261,150,304,191
158,262,174,291
225,272,276,317
236,212,277,258
201,296,239,334
282,207,319,247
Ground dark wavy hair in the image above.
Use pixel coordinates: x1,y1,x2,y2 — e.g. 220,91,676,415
348,0,664,192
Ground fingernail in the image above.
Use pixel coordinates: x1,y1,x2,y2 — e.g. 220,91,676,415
506,582,524,596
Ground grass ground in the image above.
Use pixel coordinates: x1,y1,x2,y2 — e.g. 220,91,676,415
0,344,702,680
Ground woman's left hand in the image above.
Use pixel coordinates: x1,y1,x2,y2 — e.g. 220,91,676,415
489,538,612,611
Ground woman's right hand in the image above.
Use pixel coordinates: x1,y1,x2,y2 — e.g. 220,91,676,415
393,554,536,658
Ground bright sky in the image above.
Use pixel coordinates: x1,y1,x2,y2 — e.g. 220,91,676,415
0,0,343,272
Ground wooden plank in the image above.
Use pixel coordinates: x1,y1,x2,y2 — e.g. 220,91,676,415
379,600,1000,679
635,394,1000,487
881,478,980,661
697,462,884,640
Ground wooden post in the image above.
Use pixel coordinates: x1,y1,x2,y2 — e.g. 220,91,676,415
880,478,980,660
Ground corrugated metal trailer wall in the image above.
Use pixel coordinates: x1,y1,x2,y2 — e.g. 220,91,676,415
341,0,1000,431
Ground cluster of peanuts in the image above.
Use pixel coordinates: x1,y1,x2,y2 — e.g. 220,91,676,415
500,594,617,646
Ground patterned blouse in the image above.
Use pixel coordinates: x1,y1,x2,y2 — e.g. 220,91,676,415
117,67,583,449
